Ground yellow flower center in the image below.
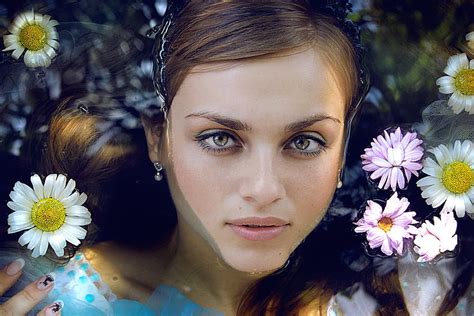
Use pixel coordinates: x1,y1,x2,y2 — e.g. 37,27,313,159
454,69,474,96
442,161,474,194
378,217,393,232
19,24,47,51
31,198,66,232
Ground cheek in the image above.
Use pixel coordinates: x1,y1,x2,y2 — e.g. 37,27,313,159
288,157,339,233
167,135,225,225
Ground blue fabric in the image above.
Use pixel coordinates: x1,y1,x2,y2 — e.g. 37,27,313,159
146,285,222,316
0,246,223,315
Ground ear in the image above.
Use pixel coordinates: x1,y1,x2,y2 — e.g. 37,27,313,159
140,113,165,163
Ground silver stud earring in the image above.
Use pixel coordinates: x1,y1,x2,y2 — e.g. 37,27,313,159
154,162,164,181
337,169,343,189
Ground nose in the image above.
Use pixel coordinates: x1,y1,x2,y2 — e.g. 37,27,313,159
239,148,286,208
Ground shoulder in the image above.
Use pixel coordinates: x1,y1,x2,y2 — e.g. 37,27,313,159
82,241,166,302
82,242,132,300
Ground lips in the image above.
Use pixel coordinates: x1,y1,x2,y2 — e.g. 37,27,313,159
227,216,289,227
226,217,289,241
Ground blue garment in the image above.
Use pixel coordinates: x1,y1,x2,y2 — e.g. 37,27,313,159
0,246,223,315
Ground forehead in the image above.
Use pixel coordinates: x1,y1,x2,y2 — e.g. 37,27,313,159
171,47,346,124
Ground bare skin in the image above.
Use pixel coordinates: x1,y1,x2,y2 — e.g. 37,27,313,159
0,258,63,315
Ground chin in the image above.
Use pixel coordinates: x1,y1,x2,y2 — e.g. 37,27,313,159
219,246,291,274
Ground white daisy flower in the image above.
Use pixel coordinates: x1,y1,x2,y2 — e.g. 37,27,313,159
416,140,474,218
435,53,474,114
467,32,474,50
7,174,90,258
2,10,59,68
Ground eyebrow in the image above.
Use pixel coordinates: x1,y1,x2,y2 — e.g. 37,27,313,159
185,111,341,133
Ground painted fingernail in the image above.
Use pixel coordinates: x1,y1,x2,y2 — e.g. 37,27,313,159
5,258,25,276
36,272,55,290
44,300,64,315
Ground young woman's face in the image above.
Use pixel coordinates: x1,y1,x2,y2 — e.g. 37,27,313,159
148,47,347,273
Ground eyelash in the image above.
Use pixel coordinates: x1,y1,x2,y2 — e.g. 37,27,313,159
193,130,328,157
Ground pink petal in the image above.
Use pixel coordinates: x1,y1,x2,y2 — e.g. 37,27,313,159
380,237,393,255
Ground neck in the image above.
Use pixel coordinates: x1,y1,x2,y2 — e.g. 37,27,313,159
160,220,273,314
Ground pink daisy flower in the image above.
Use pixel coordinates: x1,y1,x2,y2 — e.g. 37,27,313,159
361,127,424,191
413,210,458,262
354,192,418,256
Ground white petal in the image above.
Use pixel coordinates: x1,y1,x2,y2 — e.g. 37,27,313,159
8,211,32,226
421,183,444,200
453,140,462,160
448,92,465,113
8,46,25,60
8,222,35,234
463,194,473,214
39,232,50,256
43,174,57,197
66,205,91,217
8,16,28,34
18,228,36,246
65,216,91,226
61,192,79,208
41,14,51,25
76,193,88,206
47,36,59,47
7,201,30,212
429,147,447,166
62,224,87,240
59,225,81,246
49,231,66,257
51,175,67,199
467,32,474,41
430,190,449,208
24,50,52,68
58,179,76,201
417,176,439,187
42,44,57,59
444,53,468,77
436,76,455,94
459,141,472,161
23,11,35,24
26,228,42,250
16,182,38,203
44,16,59,28
3,34,19,47
30,174,45,200
442,195,456,213
454,196,466,218
9,190,34,209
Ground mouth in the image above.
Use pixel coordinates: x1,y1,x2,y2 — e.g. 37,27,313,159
226,217,290,241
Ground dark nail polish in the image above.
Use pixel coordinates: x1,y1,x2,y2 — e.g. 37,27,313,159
36,272,55,290
45,300,64,315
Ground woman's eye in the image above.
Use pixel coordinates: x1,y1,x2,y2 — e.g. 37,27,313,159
194,131,240,154
287,135,327,157
213,134,230,147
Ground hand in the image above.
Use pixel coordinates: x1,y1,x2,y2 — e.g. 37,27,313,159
0,258,63,315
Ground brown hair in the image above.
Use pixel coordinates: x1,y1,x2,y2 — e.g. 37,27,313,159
155,1,361,121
